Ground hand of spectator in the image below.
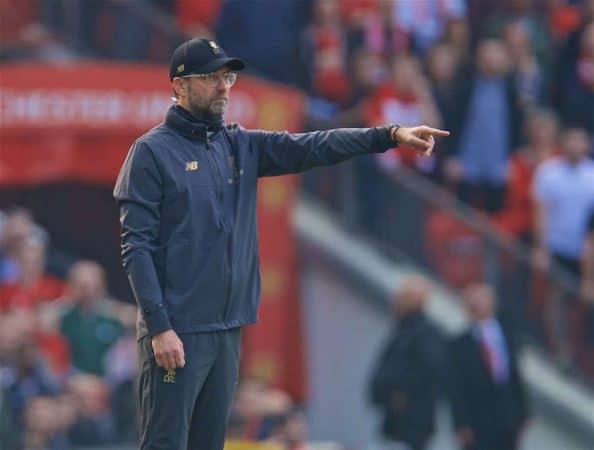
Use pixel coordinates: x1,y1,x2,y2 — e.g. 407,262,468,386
392,125,450,156
152,329,185,370
532,247,551,272
581,279,594,305
455,427,474,447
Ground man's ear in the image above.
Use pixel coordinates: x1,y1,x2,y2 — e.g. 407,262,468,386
172,78,186,98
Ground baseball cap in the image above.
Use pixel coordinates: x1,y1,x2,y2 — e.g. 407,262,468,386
169,38,245,80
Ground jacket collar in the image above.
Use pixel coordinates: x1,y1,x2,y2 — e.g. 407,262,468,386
165,105,224,141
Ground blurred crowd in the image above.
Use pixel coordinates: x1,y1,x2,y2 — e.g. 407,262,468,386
3,0,593,269
0,208,138,449
0,208,313,449
4,0,591,305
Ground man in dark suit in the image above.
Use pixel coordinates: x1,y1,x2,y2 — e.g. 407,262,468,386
448,283,529,450
369,275,444,450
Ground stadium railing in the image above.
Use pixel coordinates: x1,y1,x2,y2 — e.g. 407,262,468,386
302,158,594,388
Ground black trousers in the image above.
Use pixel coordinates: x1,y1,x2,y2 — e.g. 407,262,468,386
137,328,241,450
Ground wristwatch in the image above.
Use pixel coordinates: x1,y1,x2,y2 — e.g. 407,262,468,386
389,124,401,146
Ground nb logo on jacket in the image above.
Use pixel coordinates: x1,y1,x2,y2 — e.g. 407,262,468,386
185,161,199,171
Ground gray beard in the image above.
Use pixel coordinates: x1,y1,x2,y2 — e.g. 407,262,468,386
187,102,224,122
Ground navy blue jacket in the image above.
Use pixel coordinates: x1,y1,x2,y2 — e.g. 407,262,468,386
114,105,394,338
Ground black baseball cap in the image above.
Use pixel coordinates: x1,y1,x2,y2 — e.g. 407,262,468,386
169,38,245,80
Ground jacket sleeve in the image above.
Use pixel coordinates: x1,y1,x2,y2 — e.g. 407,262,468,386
248,126,395,177
113,140,171,337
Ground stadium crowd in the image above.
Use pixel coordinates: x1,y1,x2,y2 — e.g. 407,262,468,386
10,0,590,310
1,0,594,449
0,209,313,449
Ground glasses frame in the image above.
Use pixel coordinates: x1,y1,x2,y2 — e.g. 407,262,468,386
180,71,238,87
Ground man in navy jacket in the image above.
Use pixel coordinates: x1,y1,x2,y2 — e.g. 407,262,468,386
113,38,449,450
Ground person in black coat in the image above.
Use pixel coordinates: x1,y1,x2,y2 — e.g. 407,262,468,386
369,275,444,450
448,283,529,450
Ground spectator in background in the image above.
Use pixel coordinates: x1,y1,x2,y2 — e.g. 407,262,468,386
66,374,115,446
532,127,594,276
350,46,386,102
3,330,60,432
345,0,408,60
391,0,467,55
503,18,547,110
547,0,583,45
0,234,65,312
560,21,594,134
444,38,522,213
369,275,444,450
215,0,310,88
555,1,594,94
466,0,500,33
21,395,68,450
426,42,463,178
448,283,529,450
176,0,222,39
265,408,313,450
0,211,16,283
442,17,473,67
59,261,123,376
484,0,553,67
0,208,40,283
300,0,351,103
494,109,559,240
36,303,71,380
340,0,379,40
230,375,293,440
307,46,387,130
367,55,442,174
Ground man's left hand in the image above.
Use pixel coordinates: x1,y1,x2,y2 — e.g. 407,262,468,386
392,125,450,156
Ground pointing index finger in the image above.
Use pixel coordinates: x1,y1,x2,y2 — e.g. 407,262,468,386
424,127,450,136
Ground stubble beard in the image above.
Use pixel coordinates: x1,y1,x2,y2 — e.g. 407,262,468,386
187,89,227,121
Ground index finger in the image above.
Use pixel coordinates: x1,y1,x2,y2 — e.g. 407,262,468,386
422,126,450,136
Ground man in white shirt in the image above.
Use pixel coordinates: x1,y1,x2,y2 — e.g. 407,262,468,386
533,127,594,276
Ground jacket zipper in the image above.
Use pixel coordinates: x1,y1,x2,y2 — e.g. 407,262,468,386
206,134,225,213
206,133,233,321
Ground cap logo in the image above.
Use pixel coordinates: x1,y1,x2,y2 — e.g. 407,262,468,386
209,40,222,55
176,64,185,73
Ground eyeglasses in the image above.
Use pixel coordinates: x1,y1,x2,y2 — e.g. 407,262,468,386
181,72,238,87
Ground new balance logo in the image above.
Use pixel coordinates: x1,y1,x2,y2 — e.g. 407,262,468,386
186,161,199,171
